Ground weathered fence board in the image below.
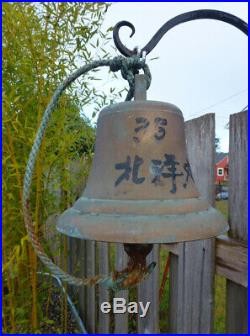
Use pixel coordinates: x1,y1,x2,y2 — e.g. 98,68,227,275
67,238,86,321
166,235,248,287
226,111,248,333
226,280,248,333
228,111,248,241
98,242,110,334
78,240,86,323
114,243,128,334
85,240,96,333
169,114,215,333
67,237,78,277
137,245,159,333
216,235,247,287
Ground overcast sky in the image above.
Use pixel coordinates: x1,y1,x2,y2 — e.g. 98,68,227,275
87,2,248,152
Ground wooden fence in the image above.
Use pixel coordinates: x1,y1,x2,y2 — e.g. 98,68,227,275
67,111,248,334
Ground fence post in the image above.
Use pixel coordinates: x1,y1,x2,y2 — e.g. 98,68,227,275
77,240,86,325
226,111,248,333
85,240,96,333
98,242,110,334
114,243,128,334
67,238,86,325
169,113,216,333
137,245,160,333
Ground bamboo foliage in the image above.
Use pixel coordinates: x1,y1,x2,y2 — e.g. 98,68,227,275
2,2,123,333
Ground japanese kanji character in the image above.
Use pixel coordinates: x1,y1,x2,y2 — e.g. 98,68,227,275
114,155,131,187
115,155,145,187
151,154,183,193
162,154,183,193
183,160,194,188
150,160,164,186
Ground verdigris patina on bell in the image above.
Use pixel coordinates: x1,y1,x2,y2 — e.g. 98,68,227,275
57,75,228,243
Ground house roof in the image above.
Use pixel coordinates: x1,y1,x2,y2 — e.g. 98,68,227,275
215,152,228,164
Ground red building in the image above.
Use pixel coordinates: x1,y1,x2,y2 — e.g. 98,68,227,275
215,154,229,184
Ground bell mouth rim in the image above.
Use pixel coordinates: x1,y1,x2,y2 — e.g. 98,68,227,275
73,196,209,216
56,205,229,244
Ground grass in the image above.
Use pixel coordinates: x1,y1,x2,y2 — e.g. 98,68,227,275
214,275,226,333
216,200,228,219
213,200,228,333
159,247,170,333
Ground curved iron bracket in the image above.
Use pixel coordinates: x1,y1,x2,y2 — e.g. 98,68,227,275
113,9,248,57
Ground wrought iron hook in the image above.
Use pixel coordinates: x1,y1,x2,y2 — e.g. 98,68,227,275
113,9,248,57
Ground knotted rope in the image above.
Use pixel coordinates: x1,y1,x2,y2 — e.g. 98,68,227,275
109,55,151,100
23,55,153,288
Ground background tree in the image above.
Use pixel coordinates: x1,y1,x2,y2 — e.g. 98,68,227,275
2,2,122,332
215,137,220,152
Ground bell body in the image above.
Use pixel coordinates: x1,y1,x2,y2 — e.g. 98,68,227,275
57,99,228,243
84,101,198,200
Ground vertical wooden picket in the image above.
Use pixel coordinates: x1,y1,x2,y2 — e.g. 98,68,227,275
98,242,110,334
67,237,79,279
226,111,248,333
78,240,86,323
169,114,216,333
67,238,87,331
114,243,128,334
137,245,159,333
85,240,96,333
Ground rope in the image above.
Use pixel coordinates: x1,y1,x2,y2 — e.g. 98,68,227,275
82,261,156,292
22,55,151,288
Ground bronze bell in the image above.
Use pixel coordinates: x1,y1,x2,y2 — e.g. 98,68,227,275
57,75,228,244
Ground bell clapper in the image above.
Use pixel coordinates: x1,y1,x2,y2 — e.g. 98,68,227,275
114,243,156,289
83,244,156,291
